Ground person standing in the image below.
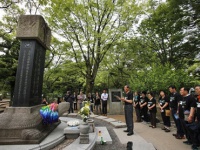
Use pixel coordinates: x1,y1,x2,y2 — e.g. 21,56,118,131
189,85,200,150
179,87,196,145
87,93,94,112
158,90,171,132
101,89,108,116
73,92,77,110
119,85,134,136
94,92,101,115
64,91,74,113
77,91,85,110
168,85,184,139
147,92,157,128
133,91,141,122
139,91,149,122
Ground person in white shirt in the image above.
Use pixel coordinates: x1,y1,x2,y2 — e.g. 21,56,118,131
101,89,108,116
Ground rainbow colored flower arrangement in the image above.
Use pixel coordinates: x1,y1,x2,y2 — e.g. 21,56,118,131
40,102,59,124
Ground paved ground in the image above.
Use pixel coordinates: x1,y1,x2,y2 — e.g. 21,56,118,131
107,115,192,150
51,113,193,150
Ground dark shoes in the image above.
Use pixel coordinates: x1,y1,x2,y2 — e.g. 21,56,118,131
124,129,129,132
183,141,192,145
175,135,185,139
127,132,134,136
172,133,177,136
165,129,170,132
127,141,133,150
192,145,199,150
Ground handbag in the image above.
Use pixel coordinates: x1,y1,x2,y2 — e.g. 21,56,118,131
165,109,171,116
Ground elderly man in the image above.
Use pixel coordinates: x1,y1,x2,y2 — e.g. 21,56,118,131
119,85,134,136
179,87,196,146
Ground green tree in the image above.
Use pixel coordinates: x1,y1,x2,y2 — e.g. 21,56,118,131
129,63,195,93
138,0,199,69
0,4,24,98
41,0,140,94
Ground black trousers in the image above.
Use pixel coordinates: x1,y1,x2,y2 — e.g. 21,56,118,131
171,108,184,136
68,102,74,113
125,105,134,132
180,119,192,142
74,102,77,110
187,122,200,146
150,111,156,127
135,107,141,121
161,111,171,127
102,100,107,114
141,108,148,122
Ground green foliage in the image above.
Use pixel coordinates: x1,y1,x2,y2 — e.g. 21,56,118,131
0,4,24,97
138,0,200,69
129,63,195,93
42,0,140,94
1,0,199,98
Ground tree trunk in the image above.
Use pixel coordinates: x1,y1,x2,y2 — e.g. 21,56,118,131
85,77,94,96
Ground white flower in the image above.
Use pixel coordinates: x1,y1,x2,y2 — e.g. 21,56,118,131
67,120,80,126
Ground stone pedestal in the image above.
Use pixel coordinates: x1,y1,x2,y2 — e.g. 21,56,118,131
79,133,89,144
87,119,95,133
64,126,80,139
0,105,60,144
0,15,53,144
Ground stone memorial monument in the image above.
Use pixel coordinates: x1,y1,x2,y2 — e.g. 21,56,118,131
108,89,124,115
0,15,60,144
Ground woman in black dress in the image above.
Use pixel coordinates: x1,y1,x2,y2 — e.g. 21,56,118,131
158,90,171,132
147,92,157,128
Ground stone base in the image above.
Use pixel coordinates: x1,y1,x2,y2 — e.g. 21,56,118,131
88,119,95,133
0,105,60,144
80,133,89,144
64,126,80,139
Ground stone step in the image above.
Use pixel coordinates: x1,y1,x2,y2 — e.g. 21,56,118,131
109,121,126,128
113,128,155,150
63,132,97,150
67,113,78,117
102,118,116,123
95,116,108,120
0,122,67,150
95,127,112,144
133,142,155,150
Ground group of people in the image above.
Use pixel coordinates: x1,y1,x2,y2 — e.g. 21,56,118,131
121,85,200,150
41,84,200,149
63,89,109,116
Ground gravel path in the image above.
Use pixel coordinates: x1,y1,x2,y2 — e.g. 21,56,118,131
51,117,127,150
93,118,126,150
50,139,75,150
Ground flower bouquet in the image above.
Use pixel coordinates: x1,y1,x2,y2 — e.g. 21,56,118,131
40,102,59,124
78,101,90,122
